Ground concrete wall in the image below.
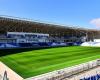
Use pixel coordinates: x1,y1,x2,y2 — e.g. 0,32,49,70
0,61,23,80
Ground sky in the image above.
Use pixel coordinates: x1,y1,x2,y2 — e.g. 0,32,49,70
0,0,100,29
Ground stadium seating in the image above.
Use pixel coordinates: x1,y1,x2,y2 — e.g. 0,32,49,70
38,42,49,46
0,43,19,48
0,32,84,49
18,43,33,47
80,74,100,80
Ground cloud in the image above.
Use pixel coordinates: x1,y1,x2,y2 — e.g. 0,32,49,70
90,18,100,28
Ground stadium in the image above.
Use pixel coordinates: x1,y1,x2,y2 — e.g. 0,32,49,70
0,16,100,80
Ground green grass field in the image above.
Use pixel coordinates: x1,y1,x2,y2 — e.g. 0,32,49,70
0,46,100,78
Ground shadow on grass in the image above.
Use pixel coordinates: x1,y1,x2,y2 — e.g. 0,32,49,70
0,46,70,57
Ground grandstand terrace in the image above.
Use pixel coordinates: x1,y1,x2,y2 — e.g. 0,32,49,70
0,16,100,42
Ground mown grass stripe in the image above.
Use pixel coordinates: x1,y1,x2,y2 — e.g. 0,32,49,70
0,46,100,78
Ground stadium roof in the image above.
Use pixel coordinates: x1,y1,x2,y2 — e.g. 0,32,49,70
0,15,100,39
0,15,99,31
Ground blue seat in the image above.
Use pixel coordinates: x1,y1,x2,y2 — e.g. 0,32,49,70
80,74,100,80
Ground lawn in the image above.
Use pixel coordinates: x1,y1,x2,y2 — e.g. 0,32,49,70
0,46,100,78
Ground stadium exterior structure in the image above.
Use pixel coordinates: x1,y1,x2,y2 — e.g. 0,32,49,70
0,16,100,48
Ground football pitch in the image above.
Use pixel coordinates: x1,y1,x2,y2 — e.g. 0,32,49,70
0,46,100,78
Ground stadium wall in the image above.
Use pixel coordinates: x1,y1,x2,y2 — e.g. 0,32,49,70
25,59,100,80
